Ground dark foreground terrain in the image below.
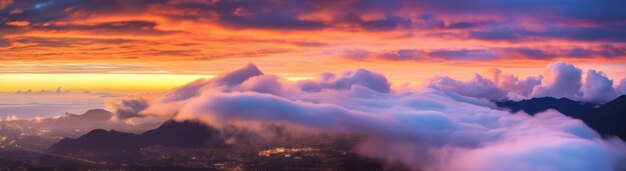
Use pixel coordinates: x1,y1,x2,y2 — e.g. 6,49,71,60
1,118,408,171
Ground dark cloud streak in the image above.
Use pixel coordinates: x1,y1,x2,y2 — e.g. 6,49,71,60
342,45,626,62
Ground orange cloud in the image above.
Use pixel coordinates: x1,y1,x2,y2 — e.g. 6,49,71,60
0,0,624,92
6,21,29,26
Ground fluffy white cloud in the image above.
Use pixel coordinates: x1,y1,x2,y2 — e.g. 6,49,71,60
109,64,626,171
426,74,508,100
425,61,624,103
530,61,583,99
617,79,626,95
582,70,618,103
297,69,391,93
495,71,543,99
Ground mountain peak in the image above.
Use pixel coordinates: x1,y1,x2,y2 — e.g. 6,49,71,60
142,119,220,148
609,95,626,103
85,108,109,113
63,109,113,121
496,97,596,117
213,63,263,87
497,96,626,140
50,119,222,154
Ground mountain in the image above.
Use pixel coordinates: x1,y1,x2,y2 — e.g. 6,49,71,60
49,120,222,155
495,97,598,118
0,109,162,139
579,95,626,140
141,120,221,148
497,95,626,140
51,129,143,152
61,109,113,121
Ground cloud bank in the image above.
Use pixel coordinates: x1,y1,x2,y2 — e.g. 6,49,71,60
531,62,583,99
109,62,626,171
427,61,624,103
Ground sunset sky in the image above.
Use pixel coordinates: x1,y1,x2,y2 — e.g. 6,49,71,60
2,1,626,170
0,0,625,92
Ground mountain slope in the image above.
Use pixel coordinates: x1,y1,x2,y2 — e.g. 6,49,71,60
495,97,598,118
61,109,113,121
49,120,221,154
50,129,142,152
579,95,626,140
141,120,221,148
497,95,626,140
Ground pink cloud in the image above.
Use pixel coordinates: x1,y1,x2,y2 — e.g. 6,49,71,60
109,63,626,171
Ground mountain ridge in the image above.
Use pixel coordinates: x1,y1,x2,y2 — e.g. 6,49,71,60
497,95,626,140
49,119,222,155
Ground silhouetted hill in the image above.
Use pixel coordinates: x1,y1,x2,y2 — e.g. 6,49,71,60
495,97,598,118
497,95,626,140
0,109,162,139
49,120,221,155
62,109,113,121
50,129,142,152
579,95,626,140
142,120,221,148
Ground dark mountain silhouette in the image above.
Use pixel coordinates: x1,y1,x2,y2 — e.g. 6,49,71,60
1,109,162,139
495,97,598,118
579,95,626,140
61,109,113,121
497,95,626,140
141,120,221,148
51,129,142,152
49,120,222,156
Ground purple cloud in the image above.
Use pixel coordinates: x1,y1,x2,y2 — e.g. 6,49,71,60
298,69,391,93
531,62,583,99
582,70,618,103
427,74,508,100
108,63,626,171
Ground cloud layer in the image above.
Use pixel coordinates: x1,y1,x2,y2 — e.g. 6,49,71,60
109,62,626,171
427,61,624,103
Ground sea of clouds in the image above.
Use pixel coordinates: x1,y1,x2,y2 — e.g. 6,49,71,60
109,62,626,171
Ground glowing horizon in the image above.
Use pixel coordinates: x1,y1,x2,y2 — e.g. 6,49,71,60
0,0,624,93
1,59,625,93
1,1,626,170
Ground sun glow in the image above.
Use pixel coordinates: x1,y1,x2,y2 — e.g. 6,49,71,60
0,73,214,92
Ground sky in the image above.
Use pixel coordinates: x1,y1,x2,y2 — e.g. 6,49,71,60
1,1,626,170
0,0,625,117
